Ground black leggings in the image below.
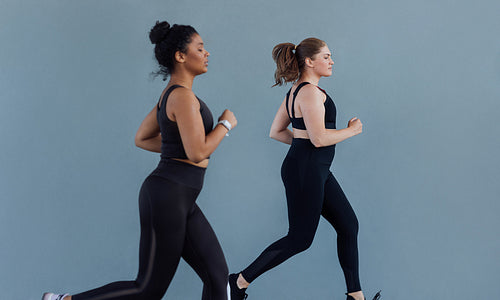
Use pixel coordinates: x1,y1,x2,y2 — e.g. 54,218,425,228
73,159,228,300
241,139,361,293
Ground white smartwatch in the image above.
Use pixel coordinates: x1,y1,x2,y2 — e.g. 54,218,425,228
217,120,232,136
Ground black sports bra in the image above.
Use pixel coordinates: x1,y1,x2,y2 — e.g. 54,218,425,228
285,82,336,130
157,85,214,160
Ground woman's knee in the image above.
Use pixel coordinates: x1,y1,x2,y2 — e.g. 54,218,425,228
351,215,359,236
290,233,315,253
338,215,359,237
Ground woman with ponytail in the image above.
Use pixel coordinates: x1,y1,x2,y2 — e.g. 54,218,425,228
42,21,236,300
229,38,380,300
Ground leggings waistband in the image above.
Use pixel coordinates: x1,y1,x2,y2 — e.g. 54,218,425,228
286,138,335,164
150,158,206,190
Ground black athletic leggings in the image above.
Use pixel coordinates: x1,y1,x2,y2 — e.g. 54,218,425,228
241,138,361,293
73,159,228,300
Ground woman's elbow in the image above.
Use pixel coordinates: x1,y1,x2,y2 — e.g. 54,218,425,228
134,134,151,149
269,128,283,141
310,136,325,148
190,157,205,164
269,131,278,140
134,136,144,148
186,151,206,164
134,129,148,147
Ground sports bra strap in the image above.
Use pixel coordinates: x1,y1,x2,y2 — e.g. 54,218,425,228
285,90,291,118
286,82,310,119
157,84,183,110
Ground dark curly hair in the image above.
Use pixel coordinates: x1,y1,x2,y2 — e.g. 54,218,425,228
149,21,198,80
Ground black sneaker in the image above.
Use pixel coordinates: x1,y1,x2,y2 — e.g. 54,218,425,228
229,273,248,299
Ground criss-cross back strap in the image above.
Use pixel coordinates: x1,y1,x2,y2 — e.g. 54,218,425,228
285,82,310,119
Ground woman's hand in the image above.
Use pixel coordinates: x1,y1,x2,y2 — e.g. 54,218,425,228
347,117,363,136
218,109,238,129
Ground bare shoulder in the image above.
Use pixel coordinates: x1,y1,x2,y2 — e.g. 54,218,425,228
168,87,200,110
297,84,326,105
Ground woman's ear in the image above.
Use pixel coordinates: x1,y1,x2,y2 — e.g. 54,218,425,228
305,57,314,68
175,51,185,63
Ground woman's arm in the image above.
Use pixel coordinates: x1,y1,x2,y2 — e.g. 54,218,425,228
135,105,162,153
270,97,293,145
299,85,362,147
170,88,237,163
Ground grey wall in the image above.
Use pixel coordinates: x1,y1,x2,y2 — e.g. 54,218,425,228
1,0,499,299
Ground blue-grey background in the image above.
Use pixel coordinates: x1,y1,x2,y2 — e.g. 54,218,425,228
1,0,499,299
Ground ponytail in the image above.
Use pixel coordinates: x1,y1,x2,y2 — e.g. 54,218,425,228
272,43,299,86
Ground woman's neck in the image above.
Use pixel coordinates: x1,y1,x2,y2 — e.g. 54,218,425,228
168,72,195,90
298,73,321,86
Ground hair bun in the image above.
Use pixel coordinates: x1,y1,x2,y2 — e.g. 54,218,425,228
149,21,171,44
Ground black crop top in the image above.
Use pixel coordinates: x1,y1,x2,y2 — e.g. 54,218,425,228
285,82,336,130
157,85,214,160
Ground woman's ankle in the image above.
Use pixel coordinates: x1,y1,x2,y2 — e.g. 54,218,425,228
237,273,250,289
347,291,364,300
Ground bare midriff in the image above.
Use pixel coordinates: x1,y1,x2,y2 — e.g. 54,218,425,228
293,128,310,140
172,158,209,169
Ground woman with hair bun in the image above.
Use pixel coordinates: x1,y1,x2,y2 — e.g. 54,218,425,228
42,21,236,300
229,38,380,300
